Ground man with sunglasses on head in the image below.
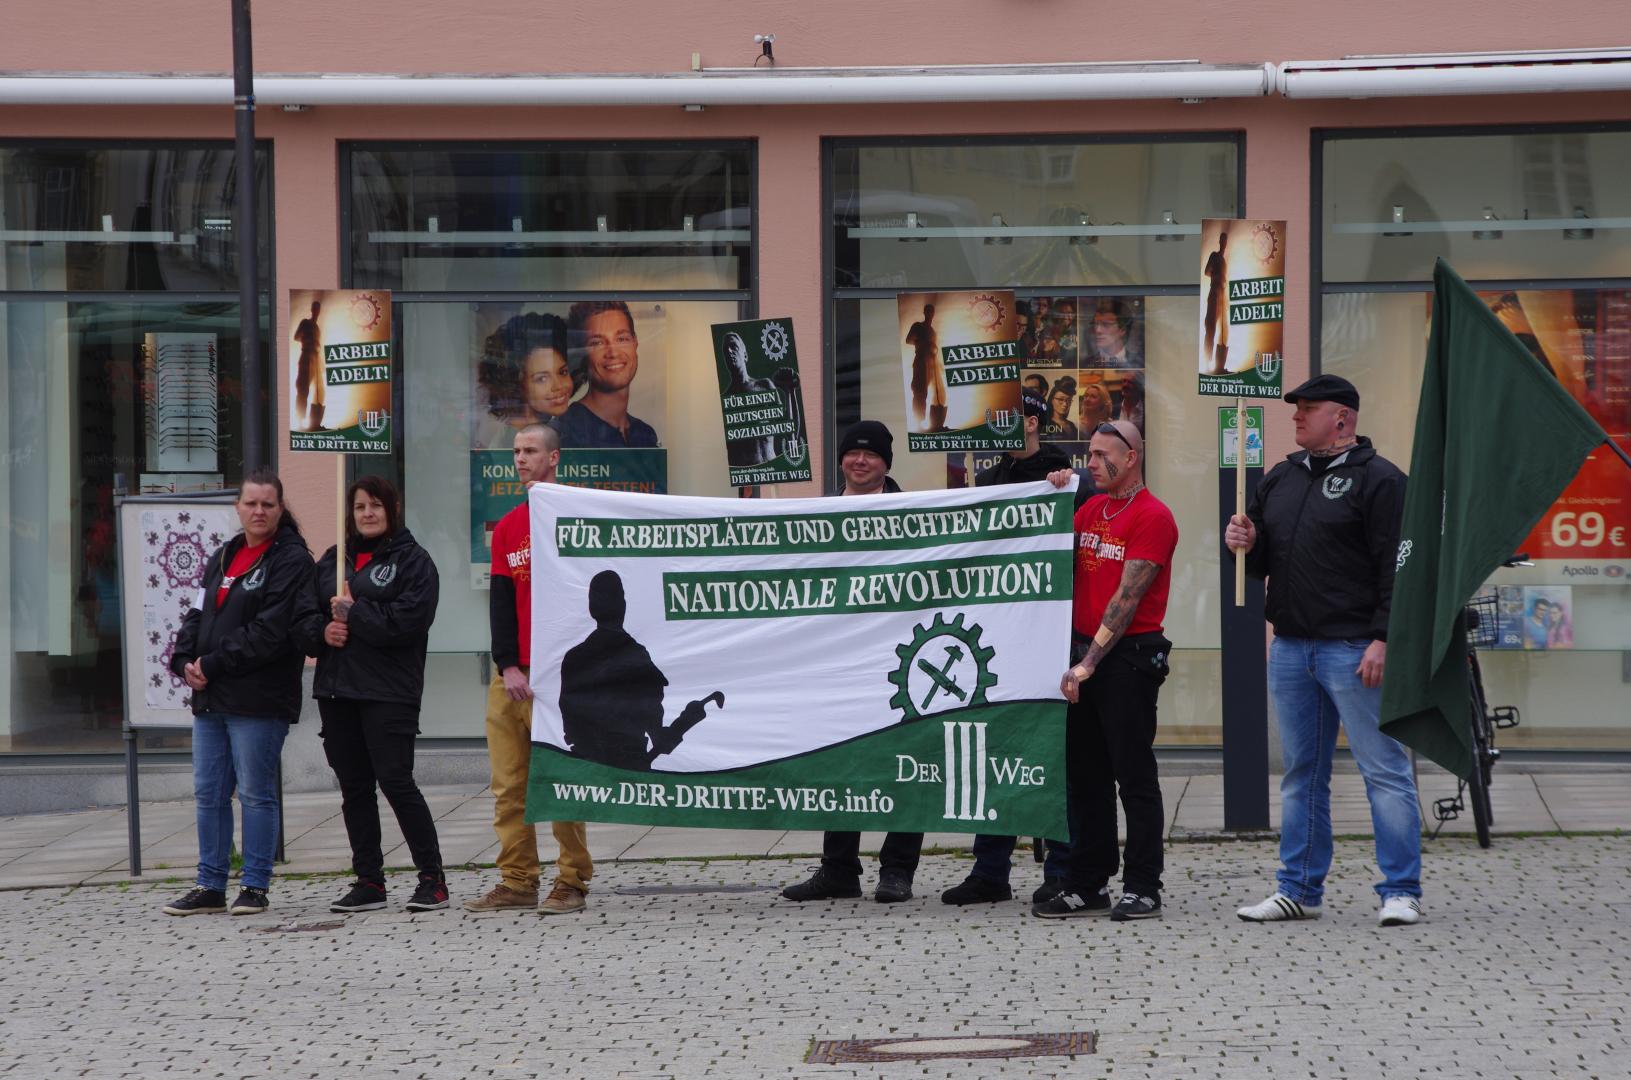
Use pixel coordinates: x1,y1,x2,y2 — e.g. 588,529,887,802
1034,420,1177,922
1225,374,1421,928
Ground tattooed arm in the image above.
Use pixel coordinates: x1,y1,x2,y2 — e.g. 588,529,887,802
1060,559,1163,703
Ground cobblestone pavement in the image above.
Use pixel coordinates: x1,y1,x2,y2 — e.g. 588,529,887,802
2,836,1627,1079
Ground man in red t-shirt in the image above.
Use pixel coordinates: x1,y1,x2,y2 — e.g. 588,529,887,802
464,423,594,915
1034,419,1178,923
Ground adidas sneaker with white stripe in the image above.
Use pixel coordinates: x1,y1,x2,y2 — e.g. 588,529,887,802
1236,892,1322,922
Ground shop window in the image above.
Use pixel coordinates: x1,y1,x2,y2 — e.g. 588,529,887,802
829,136,1241,747
1318,127,1631,751
344,143,754,738
1,145,271,292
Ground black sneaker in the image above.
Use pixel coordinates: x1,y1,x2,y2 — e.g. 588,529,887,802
874,869,914,904
781,868,862,901
1031,887,1111,918
1031,875,1067,905
162,886,227,916
229,887,270,916
405,873,450,912
1110,892,1162,921
941,874,1013,905
330,880,387,913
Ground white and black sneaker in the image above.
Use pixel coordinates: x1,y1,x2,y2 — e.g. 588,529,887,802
1236,892,1321,922
1110,892,1162,921
229,887,270,916
1031,886,1111,918
1378,895,1422,926
162,886,227,916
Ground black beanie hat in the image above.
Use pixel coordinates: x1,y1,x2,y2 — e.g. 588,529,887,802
837,420,894,469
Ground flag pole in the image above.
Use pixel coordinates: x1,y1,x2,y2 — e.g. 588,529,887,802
1604,437,1631,472
1234,397,1247,606
335,455,346,596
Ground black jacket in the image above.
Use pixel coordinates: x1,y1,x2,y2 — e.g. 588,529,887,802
170,524,320,721
308,529,440,707
1241,437,1406,641
975,442,1093,508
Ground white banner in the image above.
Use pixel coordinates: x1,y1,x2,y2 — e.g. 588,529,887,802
524,480,1076,834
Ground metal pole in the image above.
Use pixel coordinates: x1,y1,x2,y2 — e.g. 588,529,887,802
233,0,264,470
125,730,143,877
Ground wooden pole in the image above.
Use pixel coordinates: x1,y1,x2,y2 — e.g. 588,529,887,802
336,455,346,596
1234,397,1247,607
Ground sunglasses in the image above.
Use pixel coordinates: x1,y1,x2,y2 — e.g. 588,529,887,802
1094,422,1133,450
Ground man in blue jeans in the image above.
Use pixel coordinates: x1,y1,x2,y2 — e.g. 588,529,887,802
1226,374,1423,927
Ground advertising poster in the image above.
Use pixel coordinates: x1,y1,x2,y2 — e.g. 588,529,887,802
138,505,239,714
709,317,812,487
467,301,671,586
288,289,393,454
1196,218,1287,398
524,479,1075,836
1475,289,1631,577
949,295,1145,487
898,290,1025,453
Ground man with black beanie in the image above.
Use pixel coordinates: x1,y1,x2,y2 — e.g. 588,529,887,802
782,419,924,903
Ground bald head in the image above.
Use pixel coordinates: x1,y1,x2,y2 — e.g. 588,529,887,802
1086,419,1144,496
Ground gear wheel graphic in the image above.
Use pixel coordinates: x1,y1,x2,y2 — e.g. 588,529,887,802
760,321,791,363
887,612,998,721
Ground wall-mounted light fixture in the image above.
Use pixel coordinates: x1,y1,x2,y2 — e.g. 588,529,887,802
898,211,928,243
596,215,608,233
984,213,1013,246
1472,206,1503,240
1564,206,1595,240
1381,204,1412,237
1153,210,1183,242
1069,213,1097,246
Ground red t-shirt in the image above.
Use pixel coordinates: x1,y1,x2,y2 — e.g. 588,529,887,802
490,501,534,668
353,551,373,572
1072,489,1178,637
217,539,273,608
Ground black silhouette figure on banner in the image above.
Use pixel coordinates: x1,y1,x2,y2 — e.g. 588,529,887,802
560,570,725,770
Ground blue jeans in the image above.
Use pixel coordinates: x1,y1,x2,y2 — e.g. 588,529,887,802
192,714,288,891
1269,637,1422,904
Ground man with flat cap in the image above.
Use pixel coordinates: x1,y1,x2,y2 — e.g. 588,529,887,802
1225,374,1423,928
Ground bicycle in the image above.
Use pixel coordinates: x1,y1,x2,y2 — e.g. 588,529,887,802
1431,555,1526,848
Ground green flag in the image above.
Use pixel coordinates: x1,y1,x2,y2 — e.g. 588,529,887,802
1380,259,1609,777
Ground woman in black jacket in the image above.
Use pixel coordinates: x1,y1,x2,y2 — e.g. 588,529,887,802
162,470,320,917
312,476,448,913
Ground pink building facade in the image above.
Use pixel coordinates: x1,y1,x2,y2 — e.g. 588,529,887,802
3,2,1629,767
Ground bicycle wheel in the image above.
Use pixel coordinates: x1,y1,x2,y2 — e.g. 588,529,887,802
1466,668,1494,848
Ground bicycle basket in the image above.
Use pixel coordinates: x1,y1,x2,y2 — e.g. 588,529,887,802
1465,594,1499,649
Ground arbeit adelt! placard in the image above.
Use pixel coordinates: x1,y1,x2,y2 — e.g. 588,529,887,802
288,289,393,455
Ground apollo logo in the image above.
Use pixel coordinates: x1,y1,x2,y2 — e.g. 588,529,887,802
943,721,992,822
368,563,398,588
1322,474,1353,500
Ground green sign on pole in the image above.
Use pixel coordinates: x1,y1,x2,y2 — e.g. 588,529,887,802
1218,406,1264,468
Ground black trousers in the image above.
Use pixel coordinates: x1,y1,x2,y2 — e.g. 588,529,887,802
1063,632,1169,898
821,831,924,880
318,698,443,882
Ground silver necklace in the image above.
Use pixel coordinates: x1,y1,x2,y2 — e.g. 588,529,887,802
1100,483,1145,520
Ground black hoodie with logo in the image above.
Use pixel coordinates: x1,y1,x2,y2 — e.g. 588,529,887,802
169,524,321,721
308,528,440,708
1241,437,1406,642
974,442,1094,509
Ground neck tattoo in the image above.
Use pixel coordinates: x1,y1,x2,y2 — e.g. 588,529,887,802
1101,482,1145,520
1311,438,1358,458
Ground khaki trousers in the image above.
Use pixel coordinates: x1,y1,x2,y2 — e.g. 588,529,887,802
484,674,592,892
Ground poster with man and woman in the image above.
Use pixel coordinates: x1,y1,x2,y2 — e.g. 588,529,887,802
467,301,669,585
